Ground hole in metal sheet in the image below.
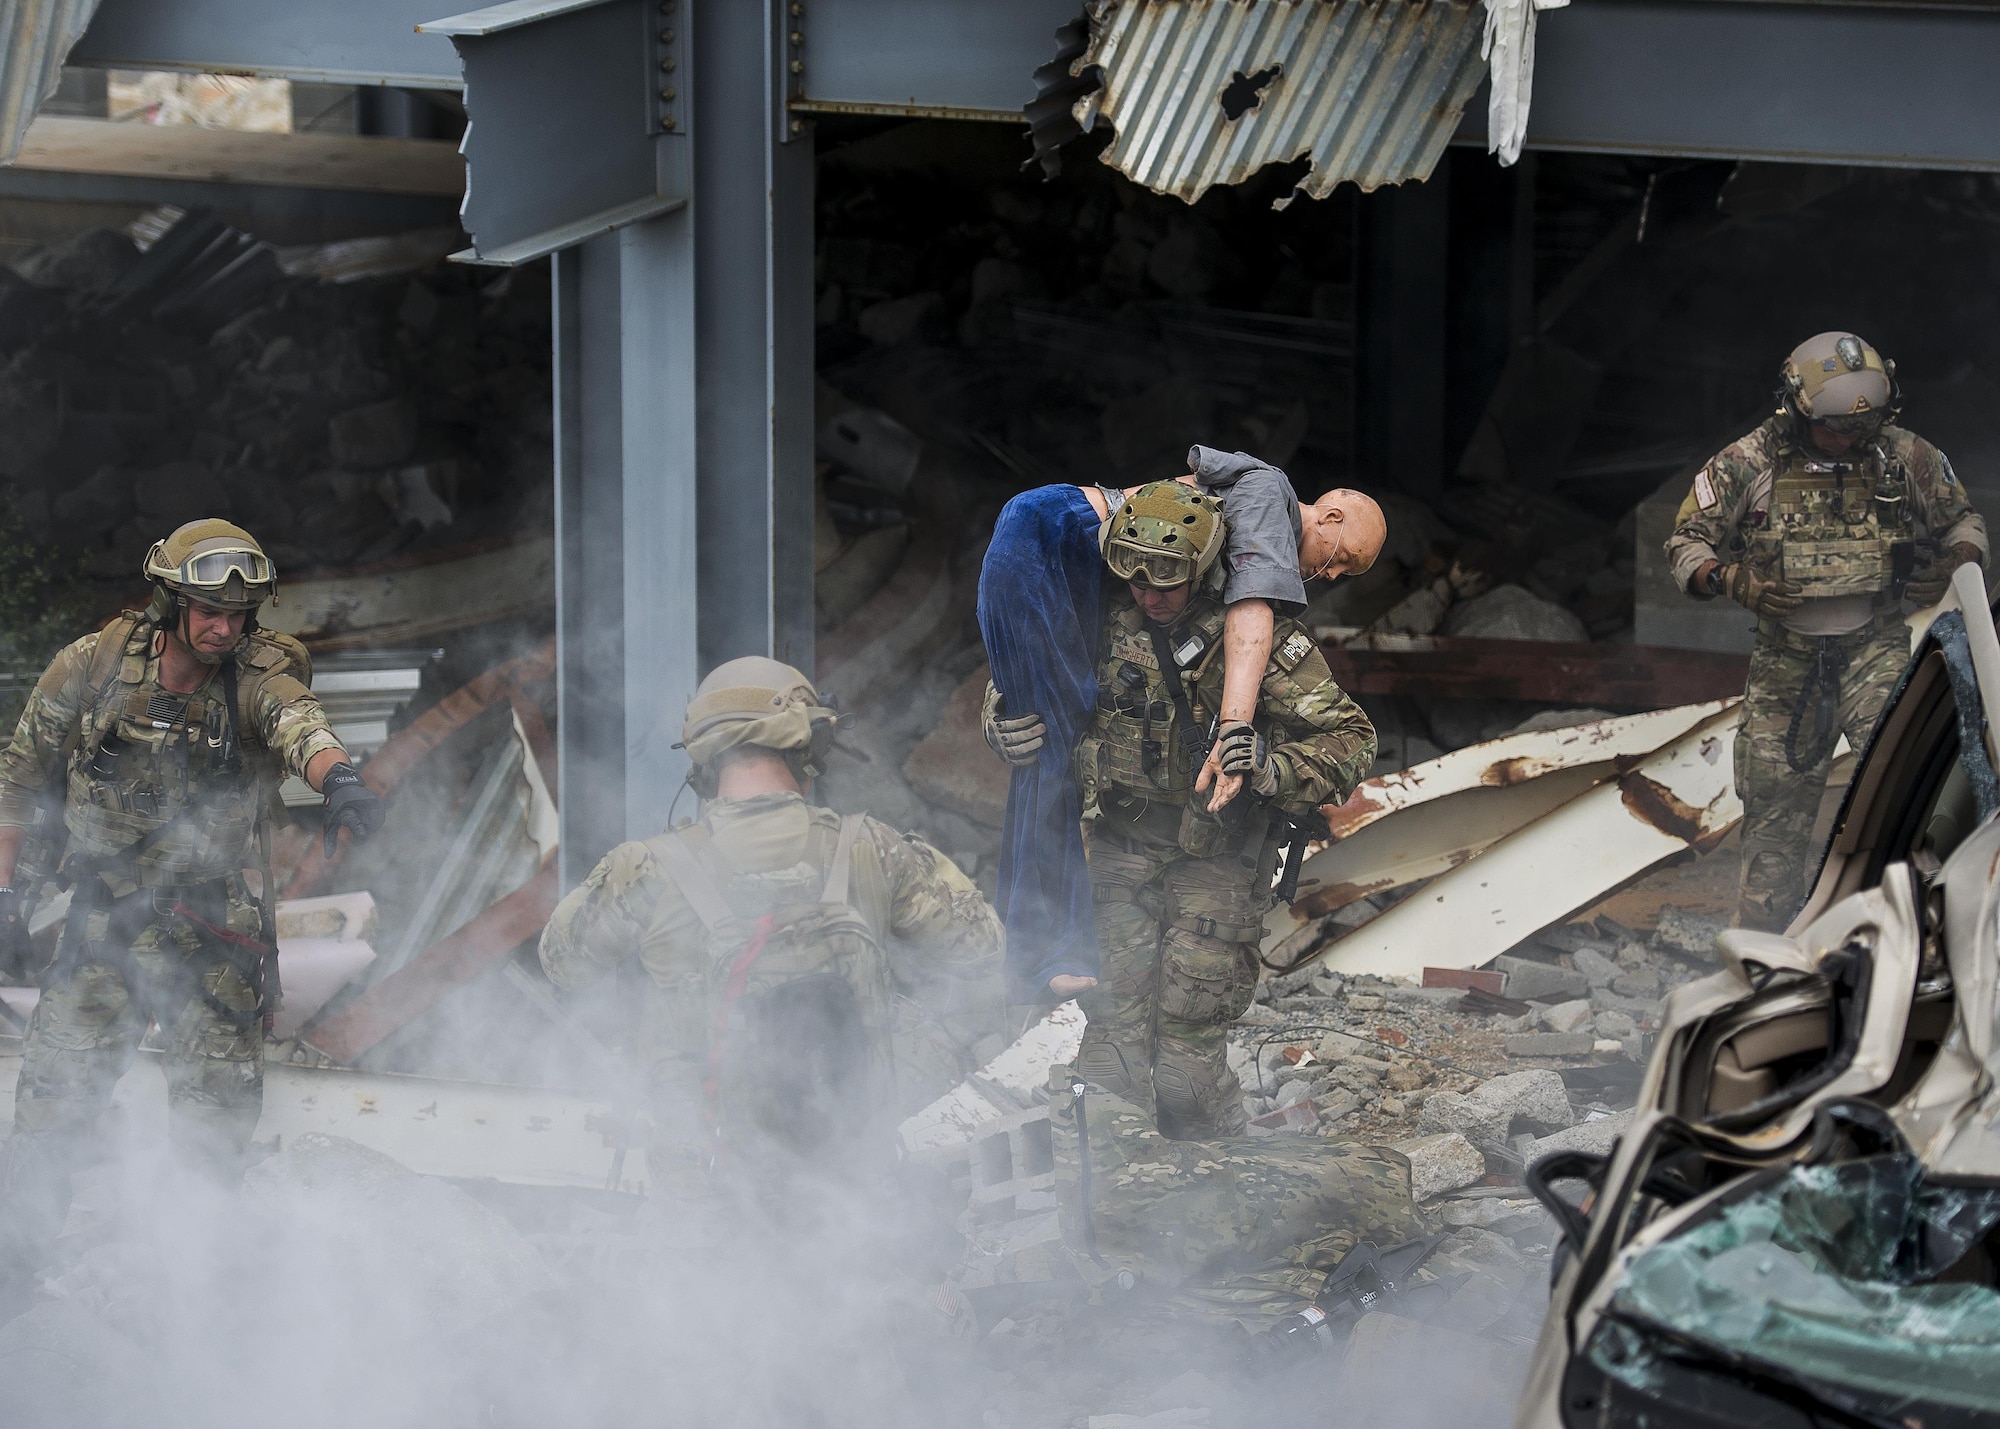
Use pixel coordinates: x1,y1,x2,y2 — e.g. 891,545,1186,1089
1219,64,1283,121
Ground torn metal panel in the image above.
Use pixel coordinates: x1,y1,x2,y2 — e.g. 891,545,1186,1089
0,0,102,166
1077,0,1488,203
1316,703,1742,981
1264,702,1729,952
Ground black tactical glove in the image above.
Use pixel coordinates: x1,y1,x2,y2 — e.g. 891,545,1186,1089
981,681,1047,768
1721,561,1804,619
1215,720,1279,799
0,887,31,981
320,762,385,857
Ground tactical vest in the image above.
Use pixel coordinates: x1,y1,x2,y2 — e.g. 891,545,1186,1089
648,810,897,1148
1083,598,1227,809
63,614,311,884
1749,440,1914,600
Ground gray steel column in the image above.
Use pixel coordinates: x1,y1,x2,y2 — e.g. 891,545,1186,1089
693,0,815,675
554,0,813,881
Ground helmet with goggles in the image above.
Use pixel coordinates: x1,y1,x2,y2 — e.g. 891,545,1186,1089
1780,331,1898,438
143,519,276,613
1100,481,1226,590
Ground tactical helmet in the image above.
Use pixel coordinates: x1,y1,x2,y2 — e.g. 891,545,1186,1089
1100,481,1226,590
681,656,841,789
142,519,276,612
1780,331,1898,436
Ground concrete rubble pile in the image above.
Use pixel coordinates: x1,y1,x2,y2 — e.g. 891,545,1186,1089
0,213,553,593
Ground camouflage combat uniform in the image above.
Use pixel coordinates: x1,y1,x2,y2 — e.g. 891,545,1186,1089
1072,589,1374,1139
957,1074,1424,1336
1666,416,1988,928
540,791,1005,1170
0,614,340,1198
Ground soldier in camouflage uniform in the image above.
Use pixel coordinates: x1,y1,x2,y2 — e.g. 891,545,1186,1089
990,484,1375,1139
1666,333,1987,929
0,520,384,1255
540,656,1005,1182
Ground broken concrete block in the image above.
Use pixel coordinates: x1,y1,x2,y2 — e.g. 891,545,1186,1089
1315,1030,1370,1062
1528,1109,1633,1160
902,666,1009,830
1470,1069,1574,1134
1492,956,1589,1002
1438,1196,1544,1231
1655,905,1726,960
1613,967,1661,997
1590,986,1663,1021
1538,999,1593,1034
1572,947,1622,987
329,398,417,468
1505,1032,1596,1059
1593,1009,1638,1040
1441,583,1588,643
1416,1091,1509,1145
1392,1133,1487,1201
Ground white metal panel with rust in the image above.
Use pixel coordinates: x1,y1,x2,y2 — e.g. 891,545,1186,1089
1317,704,1742,980
1265,702,1730,949
0,1042,646,1194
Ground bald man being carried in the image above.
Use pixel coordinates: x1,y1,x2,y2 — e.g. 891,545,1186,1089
976,446,1386,1003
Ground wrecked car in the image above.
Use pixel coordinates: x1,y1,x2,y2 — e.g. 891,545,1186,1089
1516,564,2000,1429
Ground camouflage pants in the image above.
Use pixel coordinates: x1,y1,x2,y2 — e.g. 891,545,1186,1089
1076,823,1265,1139
1737,616,1910,930
3,898,264,1256
1047,1076,1424,1331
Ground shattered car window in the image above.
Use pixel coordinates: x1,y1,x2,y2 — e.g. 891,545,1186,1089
1590,1155,2000,1412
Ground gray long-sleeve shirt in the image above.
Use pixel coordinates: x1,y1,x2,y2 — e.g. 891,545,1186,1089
1188,445,1306,613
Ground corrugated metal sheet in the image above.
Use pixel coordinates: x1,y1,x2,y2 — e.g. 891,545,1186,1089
0,0,103,165
1077,0,1488,203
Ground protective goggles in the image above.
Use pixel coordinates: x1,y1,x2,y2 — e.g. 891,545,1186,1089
1808,410,1885,439
1105,539,1194,590
148,544,275,590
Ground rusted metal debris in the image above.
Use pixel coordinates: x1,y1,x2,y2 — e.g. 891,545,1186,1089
1272,704,1728,936
1074,0,1489,204
1315,631,1750,709
1308,704,1743,982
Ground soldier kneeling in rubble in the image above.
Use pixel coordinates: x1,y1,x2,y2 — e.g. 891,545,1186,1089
539,657,1005,1187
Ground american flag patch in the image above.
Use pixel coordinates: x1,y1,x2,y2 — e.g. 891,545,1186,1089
1694,468,1718,510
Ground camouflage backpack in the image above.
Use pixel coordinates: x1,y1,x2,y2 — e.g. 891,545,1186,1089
651,813,895,1151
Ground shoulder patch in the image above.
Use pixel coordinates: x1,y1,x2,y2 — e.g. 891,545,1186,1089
1693,468,1719,511
1276,629,1316,670
1941,454,1958,487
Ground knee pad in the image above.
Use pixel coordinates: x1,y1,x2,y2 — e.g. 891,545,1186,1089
1075,1038,1138,1098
